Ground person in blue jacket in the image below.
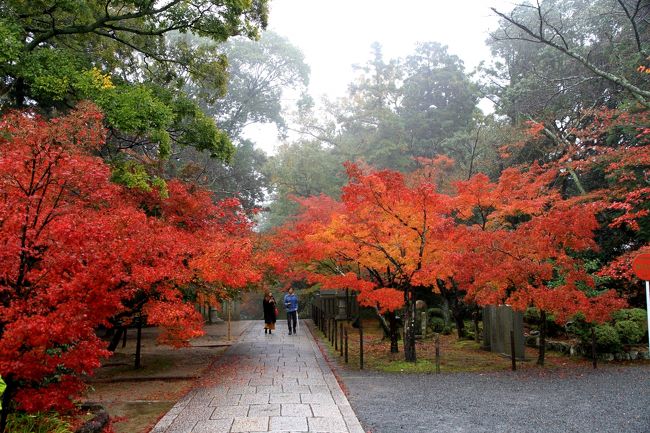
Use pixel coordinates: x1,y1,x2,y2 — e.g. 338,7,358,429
284,287,299,335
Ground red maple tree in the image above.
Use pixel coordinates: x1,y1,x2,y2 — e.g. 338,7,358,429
0,103,134,421
0,103,262,430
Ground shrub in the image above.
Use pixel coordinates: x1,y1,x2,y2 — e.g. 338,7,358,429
428,308,444,318
594,323,622,353
627,309,647,328
429,317,445,332
524,307,540,322
612,308,647,329
6,412,72,433
614,320,645,344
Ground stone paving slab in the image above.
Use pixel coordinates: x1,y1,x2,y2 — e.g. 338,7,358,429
151,320,365,433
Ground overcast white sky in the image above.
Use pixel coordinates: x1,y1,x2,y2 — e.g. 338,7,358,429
245,0,517,153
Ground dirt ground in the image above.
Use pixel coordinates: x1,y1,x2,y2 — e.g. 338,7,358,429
83,320,252,433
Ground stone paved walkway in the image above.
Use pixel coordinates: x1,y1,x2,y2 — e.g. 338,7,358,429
151,320,365,433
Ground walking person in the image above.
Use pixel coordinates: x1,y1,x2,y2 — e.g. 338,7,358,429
262,292,277,334
284,287,298,335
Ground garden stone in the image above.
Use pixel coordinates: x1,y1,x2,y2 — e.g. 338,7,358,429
482,305,525,359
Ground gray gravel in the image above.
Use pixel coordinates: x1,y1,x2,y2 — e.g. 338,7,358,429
339,366,650,433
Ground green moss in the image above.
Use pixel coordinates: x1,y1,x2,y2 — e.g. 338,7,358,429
380,359,435,373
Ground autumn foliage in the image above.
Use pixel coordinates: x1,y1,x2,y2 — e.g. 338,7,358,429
0,97,645,420
272,147,631,362
0,104,261,416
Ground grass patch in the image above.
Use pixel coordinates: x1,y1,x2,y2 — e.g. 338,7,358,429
6,412,73,433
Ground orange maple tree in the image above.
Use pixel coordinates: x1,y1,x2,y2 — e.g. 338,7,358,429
274,155,626,365
449,166,625,364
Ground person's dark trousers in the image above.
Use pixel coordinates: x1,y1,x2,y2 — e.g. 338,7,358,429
287,311,297,334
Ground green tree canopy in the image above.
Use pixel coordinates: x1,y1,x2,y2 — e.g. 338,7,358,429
168,31,310,211
0,0,269,161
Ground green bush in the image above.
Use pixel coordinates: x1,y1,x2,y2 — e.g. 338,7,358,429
614,320,645,344
524,307,540,322
428,308,444,318
6,412,72,433
429,317,445,332
612,308,647,329
627,309,647,327
594,323,622,353
568,309,648,355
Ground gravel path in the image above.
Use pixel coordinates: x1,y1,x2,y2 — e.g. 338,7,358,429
339,366,650,433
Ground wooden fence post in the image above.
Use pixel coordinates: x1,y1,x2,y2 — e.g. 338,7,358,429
592,327,597,369
510,330,516,371
135,314,143,369
359,322,364,370
227,302,231,341
435,333,440,374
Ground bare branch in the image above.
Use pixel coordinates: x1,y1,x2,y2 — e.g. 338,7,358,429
617,0,649,57
491,6,650,108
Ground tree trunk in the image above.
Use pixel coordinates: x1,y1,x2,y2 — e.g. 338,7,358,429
449,280,466,339
454,312,466,340
135,316,143,369
388,311,399,353
374,307,391,338
373,307,399,352
107,326,125,352
14,78,25,108
403,286,417,362
0,376,15,433
537,310,547,366
450,296,465,339
472,307,480,343
441,297,451,329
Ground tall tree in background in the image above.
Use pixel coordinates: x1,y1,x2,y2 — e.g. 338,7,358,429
172,31,310,210
265,42,481,226
400,42,478,160
212,32,310,139
336,43,409,170
263,140,344,227
490,0,649,109
484,0,649,128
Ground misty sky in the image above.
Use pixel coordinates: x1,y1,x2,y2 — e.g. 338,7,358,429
246,0,517,152
268,0,515,98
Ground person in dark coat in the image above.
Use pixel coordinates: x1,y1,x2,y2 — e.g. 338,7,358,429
262,292,277,334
